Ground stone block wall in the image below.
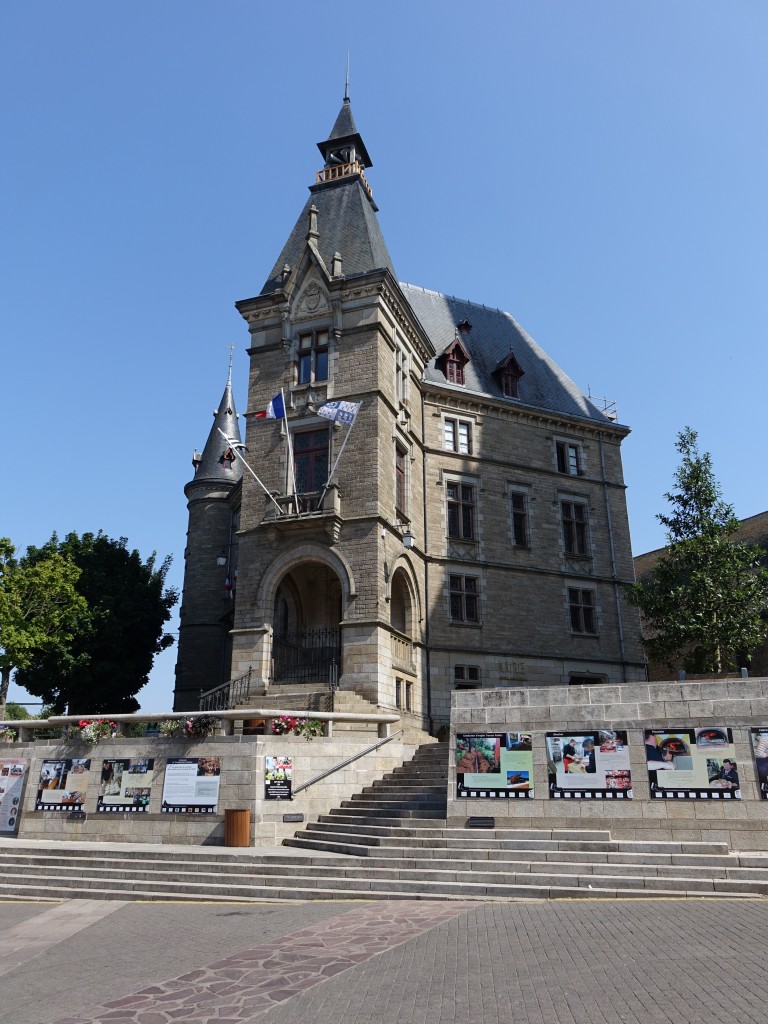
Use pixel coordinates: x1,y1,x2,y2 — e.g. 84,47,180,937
8,733,421,847
449,678,768,850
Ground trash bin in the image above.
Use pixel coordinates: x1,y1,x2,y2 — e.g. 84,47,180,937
224,808,251,847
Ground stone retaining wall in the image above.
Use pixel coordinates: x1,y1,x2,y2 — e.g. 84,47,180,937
449,677,768,850
6,734,421,847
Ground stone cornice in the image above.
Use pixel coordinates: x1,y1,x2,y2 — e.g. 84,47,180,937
422,387,630,442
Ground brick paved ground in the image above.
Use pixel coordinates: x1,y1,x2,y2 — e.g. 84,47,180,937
2,898,767,1024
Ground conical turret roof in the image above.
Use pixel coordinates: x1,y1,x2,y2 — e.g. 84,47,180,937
191,367,243,484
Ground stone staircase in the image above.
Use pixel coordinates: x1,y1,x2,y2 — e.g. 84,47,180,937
2,743,768,901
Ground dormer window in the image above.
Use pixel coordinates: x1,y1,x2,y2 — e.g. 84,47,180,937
494,352,524,400
219,447,236,470
440,338,470,387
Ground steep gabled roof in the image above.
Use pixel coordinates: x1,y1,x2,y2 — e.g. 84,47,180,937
260,181,395,295
402,284,618,426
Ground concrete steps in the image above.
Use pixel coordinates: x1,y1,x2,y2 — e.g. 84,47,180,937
0,844,765,902
1,742,767,901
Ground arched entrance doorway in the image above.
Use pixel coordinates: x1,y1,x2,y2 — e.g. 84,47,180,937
272,561,342,685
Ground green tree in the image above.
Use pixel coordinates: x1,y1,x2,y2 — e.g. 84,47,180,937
629,428,768,673
3,703,31,720
16,532,178,714
0,538,88,718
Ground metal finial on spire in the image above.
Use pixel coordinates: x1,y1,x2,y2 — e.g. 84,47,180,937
227,343,235,385
344,54,349,101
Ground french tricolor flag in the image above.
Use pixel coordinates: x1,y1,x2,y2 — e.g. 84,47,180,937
254,393,286,420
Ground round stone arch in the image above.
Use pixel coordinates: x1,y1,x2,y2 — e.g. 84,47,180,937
256,542,357,624
387,554,421,638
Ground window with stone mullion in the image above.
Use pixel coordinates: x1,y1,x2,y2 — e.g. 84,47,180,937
447,482,475,540
561,500,589,556
297,329,329,385
449,574,479,622
568,588,596,634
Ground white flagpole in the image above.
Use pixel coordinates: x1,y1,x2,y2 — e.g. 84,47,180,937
216,428,283,515
318,408,360,510
281,388,299,513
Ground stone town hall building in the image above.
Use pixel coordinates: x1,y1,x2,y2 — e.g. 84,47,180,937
173,92,645,724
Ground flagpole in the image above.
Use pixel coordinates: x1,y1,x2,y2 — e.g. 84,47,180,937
281,388,298,513
216,428,283,515
318,410,359,511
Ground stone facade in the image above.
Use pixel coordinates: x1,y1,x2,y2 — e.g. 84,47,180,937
174,94,645,724
450,678,768,850
10,733,421,847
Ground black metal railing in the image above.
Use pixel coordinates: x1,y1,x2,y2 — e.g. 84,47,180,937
199,667,253,711
272,628,341,686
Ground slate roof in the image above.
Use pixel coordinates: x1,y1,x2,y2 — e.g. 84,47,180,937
326,97,358,143
401,284,616,426
260,180,396,295
193,373,244,485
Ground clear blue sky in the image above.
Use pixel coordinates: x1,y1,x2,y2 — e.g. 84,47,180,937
3,2,766,712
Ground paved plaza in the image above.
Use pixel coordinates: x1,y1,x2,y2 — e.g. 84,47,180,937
1,896,767,1024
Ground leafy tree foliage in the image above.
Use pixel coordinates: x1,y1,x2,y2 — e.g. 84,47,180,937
3,703,31,720
0,538,88,717
16,532,178,714
629,428,768,673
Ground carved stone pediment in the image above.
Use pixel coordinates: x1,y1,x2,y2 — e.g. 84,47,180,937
293,280,330,321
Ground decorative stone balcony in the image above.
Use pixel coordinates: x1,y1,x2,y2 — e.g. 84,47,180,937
391,629,417,674
261,483,342,543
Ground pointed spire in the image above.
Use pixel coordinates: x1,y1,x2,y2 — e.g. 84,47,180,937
191,357,244,484
317,87,371,170
255,90,395,294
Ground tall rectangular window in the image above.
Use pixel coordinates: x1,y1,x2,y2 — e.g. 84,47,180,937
294,428,329,493
449,575,479,622
569,588,597,634
395,446,407,516
561,500,589,556
443,418,472,454
510,491,529,547
447,482,475,540
556,440,582,476
395,343,409,404
297,329,329,385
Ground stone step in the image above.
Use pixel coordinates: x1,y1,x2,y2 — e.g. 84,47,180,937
291,826,729,855
327,807,447,821
3,855,767,890
0,865,758,902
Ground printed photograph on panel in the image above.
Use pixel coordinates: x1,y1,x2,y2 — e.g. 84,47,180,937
546,731,632,799
456,733,533,798
645,728,740,799
97,758,155,812
265,756,293,800
35,759,92,811
0,759,27,833
751,728,768,799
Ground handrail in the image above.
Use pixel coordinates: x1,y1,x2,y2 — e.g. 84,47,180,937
292,729,404,796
